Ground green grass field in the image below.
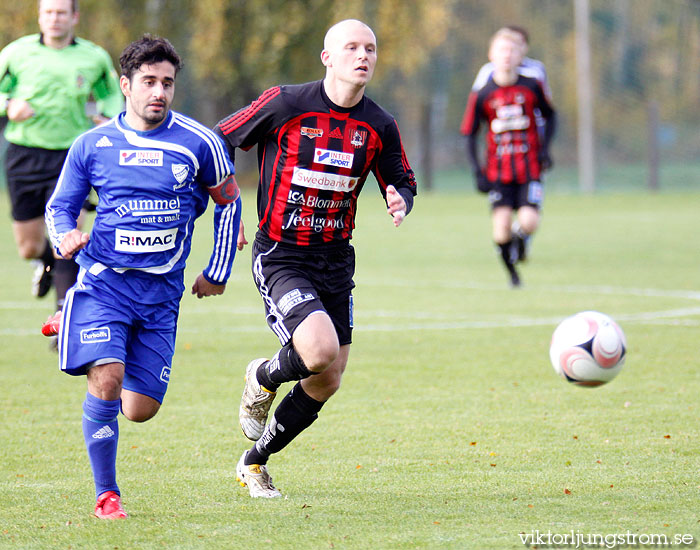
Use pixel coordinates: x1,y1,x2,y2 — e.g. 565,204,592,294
1,187,699,549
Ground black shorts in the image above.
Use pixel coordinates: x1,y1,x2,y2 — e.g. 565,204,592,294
5,143,68,221
252,235,355,346
488,180,544,210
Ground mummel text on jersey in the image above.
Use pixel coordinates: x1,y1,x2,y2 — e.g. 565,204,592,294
215,80,416,248
46,111,240,302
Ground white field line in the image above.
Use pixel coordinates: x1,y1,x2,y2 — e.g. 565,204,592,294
5,307,698,337
2,285,699,336
357,279,700,302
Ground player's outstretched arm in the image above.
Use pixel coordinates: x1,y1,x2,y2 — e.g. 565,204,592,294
59,229,90,259
191,273,226,299
385,185,407,227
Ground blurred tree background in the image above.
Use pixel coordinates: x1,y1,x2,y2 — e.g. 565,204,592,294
1,0,698,191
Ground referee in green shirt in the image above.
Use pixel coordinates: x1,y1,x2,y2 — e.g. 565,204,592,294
0,0,122,315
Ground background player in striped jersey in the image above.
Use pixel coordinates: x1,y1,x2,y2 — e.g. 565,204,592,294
471,25,551,101
460,28,556,287
44,35,241,519
0,0,123,316
215,19,417,498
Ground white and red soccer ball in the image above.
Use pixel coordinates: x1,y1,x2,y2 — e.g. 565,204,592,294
549,311,627,387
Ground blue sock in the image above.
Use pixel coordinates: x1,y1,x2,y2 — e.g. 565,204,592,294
82,392,121,500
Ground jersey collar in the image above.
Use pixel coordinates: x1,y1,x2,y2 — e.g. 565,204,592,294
39,33,78,47
319,79,365,115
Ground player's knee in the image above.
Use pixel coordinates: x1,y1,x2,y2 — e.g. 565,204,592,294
90,378,123,400
293,315,340,373
119,389,161,422
301,340,339,373
18,242,41,260
303,369,343,401
518,216,539,234
493,229,511,244
122,403,160,423
321,373,342,397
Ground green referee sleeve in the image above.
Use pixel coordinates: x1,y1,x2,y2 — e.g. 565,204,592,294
92,52,123,118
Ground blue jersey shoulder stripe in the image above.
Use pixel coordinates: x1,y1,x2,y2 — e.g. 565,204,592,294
173,113,231,185
174,113,229,182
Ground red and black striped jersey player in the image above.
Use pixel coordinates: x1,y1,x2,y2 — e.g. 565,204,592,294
460,28,556,287
215,19,417,498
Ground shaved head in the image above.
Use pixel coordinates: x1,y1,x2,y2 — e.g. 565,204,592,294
323,19,376,52
321,19,377,107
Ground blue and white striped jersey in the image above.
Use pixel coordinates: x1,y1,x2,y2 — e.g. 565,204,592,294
46,110,240,302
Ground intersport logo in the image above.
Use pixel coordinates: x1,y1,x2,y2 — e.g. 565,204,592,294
291,167,358,192
313,148,354,168
119,150,163,166
115,228,177,252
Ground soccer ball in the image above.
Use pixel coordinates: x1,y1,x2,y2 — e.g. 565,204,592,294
549,311,627,387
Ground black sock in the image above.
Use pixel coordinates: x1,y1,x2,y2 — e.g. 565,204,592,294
498,242,514,269
256,342,315,392
53,258,79,305
39,238,55,269
497,241,521,286
245,383,324,465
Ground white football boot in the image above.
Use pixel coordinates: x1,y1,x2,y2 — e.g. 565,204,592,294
236,451,281,498
239,358,277,441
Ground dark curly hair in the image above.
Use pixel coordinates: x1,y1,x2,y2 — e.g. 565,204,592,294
119,34,183,81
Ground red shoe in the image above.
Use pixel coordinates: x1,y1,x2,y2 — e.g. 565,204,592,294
41,311,62,337
94,491,128,520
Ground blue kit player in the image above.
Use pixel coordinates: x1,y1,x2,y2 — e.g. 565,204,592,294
43,35,242,519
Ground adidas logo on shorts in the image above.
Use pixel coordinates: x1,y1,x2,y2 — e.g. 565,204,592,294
92,425,115,439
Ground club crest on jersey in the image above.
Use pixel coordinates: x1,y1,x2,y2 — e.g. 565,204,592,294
313,148,354,168
350,130,367,148
301,126,323,139
119,150,163,166
171,163,189,187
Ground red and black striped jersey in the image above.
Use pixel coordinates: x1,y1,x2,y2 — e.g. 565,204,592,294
215,80,417,248
460,75,554,184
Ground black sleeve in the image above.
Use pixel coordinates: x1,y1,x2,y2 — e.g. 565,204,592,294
214,86,286,158
533,83,556,152
373,119,417,214
466,134,480,172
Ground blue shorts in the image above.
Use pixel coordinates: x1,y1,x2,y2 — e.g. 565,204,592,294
58,269,180,403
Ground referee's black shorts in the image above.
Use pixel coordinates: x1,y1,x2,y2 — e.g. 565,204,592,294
251,234,355,346
5,143,68,221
